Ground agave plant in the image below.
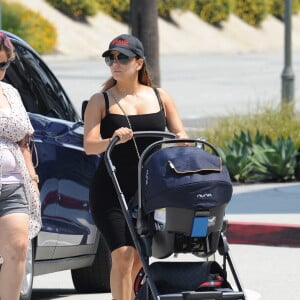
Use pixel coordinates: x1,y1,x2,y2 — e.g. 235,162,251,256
250,137,298,182
219,130,255,182
219,130,298,183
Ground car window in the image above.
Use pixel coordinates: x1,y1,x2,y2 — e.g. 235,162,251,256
5,43,79,122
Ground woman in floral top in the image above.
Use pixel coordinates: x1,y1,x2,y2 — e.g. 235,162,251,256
0,32,41,299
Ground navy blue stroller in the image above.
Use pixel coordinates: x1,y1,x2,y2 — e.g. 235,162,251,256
105,131,245,300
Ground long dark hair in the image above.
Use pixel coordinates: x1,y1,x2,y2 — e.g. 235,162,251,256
101,57,153,92
0,32,15,60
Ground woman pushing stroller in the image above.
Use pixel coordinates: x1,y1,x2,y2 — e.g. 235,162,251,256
83,34,188,300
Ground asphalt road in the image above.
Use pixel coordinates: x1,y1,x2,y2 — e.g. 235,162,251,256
32,244,299,300
32,53,300,300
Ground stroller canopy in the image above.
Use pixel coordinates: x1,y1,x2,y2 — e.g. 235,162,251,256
141,146,232,214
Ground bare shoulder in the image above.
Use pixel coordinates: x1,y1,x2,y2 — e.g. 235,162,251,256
89,92,105,105
155,87,173,104
85,92,106,119
87,92,106,110
155,87,168,96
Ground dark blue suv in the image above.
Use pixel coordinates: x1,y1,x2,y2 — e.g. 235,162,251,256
3,31,111,299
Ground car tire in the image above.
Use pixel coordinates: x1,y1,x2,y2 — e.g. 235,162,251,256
20,239,34,300
71,234,111,292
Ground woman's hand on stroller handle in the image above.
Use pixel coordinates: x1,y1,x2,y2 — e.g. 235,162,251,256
111,127,134,144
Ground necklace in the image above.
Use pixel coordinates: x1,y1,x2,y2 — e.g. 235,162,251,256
110,91,141,159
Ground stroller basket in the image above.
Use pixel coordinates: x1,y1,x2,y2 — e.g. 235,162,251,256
135,261,244,300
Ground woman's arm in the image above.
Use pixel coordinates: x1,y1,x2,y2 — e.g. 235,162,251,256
83,93,134,155
83,93,113,155
18,135,39,195
157,87,188,138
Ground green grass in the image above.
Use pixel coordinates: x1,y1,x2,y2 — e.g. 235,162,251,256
188,103,300,150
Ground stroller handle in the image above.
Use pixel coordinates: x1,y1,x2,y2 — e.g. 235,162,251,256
104,130,221,173
104,131,176,173
133,131,176,139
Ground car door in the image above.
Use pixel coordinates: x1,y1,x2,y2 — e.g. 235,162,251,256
4,39,101,261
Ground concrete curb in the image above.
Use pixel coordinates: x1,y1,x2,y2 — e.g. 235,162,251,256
227,221,300,247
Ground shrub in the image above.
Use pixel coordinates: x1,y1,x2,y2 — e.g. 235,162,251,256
190,104,300,150
232,0,268,27
96,0,130,23
267,0,300,20
157,0,193,21
190,0,232,25
2,1,57,54
46,0,99,22
188,104,300,183
96,0,191,24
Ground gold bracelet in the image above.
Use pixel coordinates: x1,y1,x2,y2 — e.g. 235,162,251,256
31,174,39,183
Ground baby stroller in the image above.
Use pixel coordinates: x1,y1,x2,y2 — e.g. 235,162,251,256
105,131,246,300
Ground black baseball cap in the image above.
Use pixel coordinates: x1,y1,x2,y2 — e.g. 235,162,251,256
102,34,145,58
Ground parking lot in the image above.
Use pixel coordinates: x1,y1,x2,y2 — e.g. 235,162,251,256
43,52,300,123
32,53,300,300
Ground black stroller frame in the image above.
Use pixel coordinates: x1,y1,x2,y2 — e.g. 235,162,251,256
105,131,246,300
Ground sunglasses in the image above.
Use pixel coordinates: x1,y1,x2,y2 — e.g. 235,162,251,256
0,60,10,70
104,53,132,67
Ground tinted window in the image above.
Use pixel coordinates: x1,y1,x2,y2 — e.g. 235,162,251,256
5,43,79,122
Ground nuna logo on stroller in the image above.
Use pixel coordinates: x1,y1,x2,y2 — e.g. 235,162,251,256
196,192,213,199
105,131,246,300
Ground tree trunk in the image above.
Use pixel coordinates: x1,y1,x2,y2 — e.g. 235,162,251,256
130,0,160,86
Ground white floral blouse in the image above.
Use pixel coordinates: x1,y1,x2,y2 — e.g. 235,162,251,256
0,81,41,239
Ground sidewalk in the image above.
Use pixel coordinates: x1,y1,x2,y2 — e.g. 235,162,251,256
226,182,300,247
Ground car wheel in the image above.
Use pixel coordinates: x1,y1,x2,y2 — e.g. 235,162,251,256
71,234,111,292
20,239,34,300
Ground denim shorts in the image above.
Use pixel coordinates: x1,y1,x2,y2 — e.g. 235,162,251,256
0,183,29,217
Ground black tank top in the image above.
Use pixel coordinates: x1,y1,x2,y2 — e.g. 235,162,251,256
100,88,166,166
91,88,166,207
